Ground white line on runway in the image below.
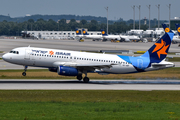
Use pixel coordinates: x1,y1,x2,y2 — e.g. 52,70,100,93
0,79,180,90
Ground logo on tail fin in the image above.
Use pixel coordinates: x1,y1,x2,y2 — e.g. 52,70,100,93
152,39,169,59
102,31,105,35
76,30,79,34
178,27,180,33
165,28,170,33
83,30,86,34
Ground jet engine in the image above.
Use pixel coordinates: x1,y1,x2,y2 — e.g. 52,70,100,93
57,66,78,76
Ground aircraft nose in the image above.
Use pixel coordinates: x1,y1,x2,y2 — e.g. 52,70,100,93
2,54,8,61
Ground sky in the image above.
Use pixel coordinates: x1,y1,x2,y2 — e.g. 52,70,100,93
0,0,179,21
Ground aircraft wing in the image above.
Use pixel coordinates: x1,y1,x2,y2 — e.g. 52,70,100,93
53,61,116,71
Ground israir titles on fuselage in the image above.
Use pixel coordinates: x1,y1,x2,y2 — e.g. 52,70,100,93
2,24,174,83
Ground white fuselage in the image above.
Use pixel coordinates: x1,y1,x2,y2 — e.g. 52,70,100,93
83,35,103,40
103,35,121,40
2,47,139,74
172,35,180,42
3,47,174,75
103,35,140,42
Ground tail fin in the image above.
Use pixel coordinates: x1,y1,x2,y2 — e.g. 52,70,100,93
175,23,180,36
101,29,108,36
82,29,89,35
118,24,174,70
142,24,174,63
75,29,81,35
162,24,173,33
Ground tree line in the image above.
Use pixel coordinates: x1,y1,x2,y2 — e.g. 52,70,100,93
0,18,166,36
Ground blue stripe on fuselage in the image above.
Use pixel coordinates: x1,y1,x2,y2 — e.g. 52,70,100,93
118,52,150,70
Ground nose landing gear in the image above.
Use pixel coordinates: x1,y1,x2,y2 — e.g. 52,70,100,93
22,66,28,76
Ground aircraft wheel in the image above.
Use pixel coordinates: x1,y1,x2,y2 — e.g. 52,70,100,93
22,72,26,76
83,77,89,83
77,74,82,81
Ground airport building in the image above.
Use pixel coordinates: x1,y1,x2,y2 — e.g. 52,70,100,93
170,17,180,30
21,30,102,40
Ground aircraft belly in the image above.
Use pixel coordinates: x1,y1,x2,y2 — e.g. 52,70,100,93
102,65,137,74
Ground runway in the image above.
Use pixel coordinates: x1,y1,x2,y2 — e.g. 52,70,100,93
0,79,180,90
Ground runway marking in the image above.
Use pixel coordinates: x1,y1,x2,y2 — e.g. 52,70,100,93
0,80,180,90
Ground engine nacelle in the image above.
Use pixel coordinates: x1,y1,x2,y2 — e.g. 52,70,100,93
48,68,57,72
57,66,78,76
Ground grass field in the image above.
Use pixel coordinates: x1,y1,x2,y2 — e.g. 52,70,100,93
0,90,180,120
0,67,180,79
0,67,180,119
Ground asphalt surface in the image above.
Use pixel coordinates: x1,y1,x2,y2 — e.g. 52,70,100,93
0,79,179,90
1,38,180,54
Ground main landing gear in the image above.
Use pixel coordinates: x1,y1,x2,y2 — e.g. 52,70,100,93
22,66,28,76
76,73,90,83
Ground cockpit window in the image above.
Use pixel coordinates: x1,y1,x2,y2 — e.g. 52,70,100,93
10,51,19,54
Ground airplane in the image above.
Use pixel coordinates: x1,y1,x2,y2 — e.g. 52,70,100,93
101,30,140,42
82,29,103,41
2,24,174,83
176,23,180,36
173,23,180,43
75,29,84,39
